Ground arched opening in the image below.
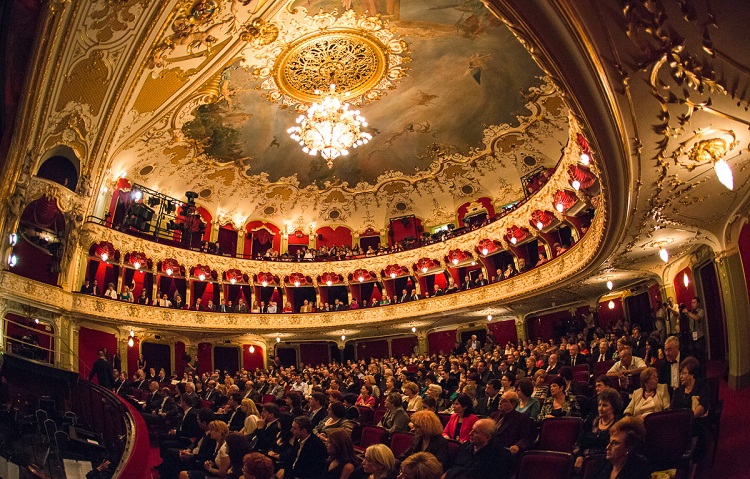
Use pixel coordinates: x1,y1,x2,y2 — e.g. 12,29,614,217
36,155,78,191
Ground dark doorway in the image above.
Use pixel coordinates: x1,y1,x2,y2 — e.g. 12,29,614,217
699,262,727,362
214,346,240,375
141,342,171,377
37,155,78,191
275,346,298,368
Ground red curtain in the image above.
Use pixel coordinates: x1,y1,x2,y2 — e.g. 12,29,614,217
218,225,238,257
457,197,496,223
175,341,186,377
487,320,518,346
428,330,456,355
357,339,388,360
673,267,695,308
197,342,213,374
299,343,330,366
243,344,265,372
391,337,417,357
597,299,624,329
316,226,353,248
79,327,117,379
13,238,59,285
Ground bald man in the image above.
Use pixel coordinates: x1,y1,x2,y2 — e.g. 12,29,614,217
444,418,511,479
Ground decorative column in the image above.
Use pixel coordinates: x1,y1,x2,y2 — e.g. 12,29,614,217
416,330,427,355
715,252,750,389
237,229,246,258
515,318,526,342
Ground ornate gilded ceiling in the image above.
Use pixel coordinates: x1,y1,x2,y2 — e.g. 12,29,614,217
3,0,750,342
103,0,567,231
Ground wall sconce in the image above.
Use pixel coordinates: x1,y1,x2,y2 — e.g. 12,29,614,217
249,345,255,353
683,273,690,287
608,300,615,309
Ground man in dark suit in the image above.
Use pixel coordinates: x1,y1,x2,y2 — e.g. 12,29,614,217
567,343,588,367
631,326,647,358
474,273,488,287
157,408,216,478
88,350,114,389
160,394,201,454
490,392,535,456
590,339,614,366
656,335,682,393
444,418,511,479
307,392,328,428
252,403,282,453
218,392,246,432
203,380,219,408
399,289,409,303
282,416,327,479
408,290,420,301
545,353,562,374
475,379,501,416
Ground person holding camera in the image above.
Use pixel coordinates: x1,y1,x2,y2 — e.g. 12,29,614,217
681,297,706,366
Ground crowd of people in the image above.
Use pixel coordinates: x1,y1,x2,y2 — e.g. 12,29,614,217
96,310,716,479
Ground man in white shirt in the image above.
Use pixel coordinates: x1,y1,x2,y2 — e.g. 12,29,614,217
267,301,278,313
158,293,172,308
607,343,646,388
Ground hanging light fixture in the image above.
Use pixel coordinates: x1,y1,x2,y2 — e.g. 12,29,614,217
341,335,346,341
128,337,134,347
659,248,669,263
198,273,206,281
100,252,108,262
276,336,281,343
294,280,300,287
571,179,581,190
580,152,590,166
421,266,428,273
487,314,492,321
249,345,255,353
230,278,236,284
390,272,397,278
262,280,268,287
326,280,333,286
536,221,544,231
608,300,615,309
287,84,371,168
411,326,416,333
606,280,613,290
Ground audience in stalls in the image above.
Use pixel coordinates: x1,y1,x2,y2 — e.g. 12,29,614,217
127,322,718,479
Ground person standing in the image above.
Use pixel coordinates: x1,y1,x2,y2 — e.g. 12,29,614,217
682,297,706,365
88,350,115,389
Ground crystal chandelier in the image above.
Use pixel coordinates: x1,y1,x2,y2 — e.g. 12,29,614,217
287,84,372,168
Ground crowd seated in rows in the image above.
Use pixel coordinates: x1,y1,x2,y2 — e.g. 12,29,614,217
88,316,722,479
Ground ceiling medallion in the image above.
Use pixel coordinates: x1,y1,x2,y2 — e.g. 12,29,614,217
671,129,739,190
242,8,408,110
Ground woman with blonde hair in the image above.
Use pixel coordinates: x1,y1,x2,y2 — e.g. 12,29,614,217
402,381,423,411
364,375,380,398
399,452,443,479
179,420,230,478
624,367,670,417
401,410,448,464
360,444,396,479
239,398,260,435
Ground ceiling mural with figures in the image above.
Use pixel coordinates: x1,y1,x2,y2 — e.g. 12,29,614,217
111,0,568,230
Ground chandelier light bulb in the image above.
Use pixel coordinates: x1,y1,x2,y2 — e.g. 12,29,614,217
249,345,255,353
34,318,39,324
130,330,134,337
683,272,690,287
606,280,613,290
556,203,564,213
714,158,734,190
287,84,371,168
536,221,544,230
659,248,669,263
471,261,476,266
608,300,615,309
580,152,590,165
133,189,142,201
572,179,581,190
482,248,489,255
